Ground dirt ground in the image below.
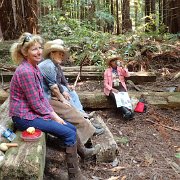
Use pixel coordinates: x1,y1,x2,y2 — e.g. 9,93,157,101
44,70,180,180
0,54,179,180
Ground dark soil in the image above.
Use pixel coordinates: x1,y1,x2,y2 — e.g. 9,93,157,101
44,70,180,179
0,52,179,180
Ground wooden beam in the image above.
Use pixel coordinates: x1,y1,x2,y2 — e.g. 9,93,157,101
0,70,156,83
78,91,180,109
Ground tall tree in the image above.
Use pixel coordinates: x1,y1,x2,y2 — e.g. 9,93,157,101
167,0,180,33
122,0,132,33
0,0,39,40
145,0,156,31
116,0,120,34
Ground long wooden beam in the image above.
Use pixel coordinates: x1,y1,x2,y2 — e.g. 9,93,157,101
78,91,180,109
0,68,156,83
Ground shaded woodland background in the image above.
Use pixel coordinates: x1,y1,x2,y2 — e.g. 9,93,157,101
0,0,179,68
0,0,180,40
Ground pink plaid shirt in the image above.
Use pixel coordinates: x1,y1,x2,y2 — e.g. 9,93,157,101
9,60,53,120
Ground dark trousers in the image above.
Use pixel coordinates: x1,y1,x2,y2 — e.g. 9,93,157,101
12,116,76,147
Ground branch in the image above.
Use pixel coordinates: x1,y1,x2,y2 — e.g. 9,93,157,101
146,119,180,132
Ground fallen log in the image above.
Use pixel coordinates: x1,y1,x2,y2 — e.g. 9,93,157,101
0,68,156,83
91,114,118,162
0,98,46,180
63,71,156,83
78,91,180,109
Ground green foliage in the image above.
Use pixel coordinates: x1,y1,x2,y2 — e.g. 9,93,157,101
39,6,179,69
41,0,56,7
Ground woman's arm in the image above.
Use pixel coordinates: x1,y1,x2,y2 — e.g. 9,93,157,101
18,70,53,116
104,69,113,91
119,67,130,77
50,111,66,124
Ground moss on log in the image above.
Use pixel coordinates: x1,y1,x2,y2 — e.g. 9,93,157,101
0,98,46,180
78,91,180,109
0,132,46,180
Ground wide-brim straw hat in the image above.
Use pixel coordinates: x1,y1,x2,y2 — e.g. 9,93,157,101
43,39,69,60
106,55,122,66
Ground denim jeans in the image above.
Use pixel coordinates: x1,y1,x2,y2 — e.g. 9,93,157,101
12,116,76,147
62,85,85,113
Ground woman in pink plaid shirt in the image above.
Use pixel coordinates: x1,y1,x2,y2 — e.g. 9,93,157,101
9,32,86,180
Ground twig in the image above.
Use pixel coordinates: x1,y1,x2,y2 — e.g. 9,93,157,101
73,72,80,87
0,67,11,71
146,119,180,132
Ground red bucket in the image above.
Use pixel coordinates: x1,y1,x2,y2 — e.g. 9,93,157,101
134,102,145,113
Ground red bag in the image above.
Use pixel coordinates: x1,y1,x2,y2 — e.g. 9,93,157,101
134,102,145,113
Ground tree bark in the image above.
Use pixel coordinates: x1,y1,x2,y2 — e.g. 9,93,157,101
122,0,132,33
0,0,39,40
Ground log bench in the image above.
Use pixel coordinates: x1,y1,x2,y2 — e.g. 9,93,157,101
0,98,46,180
0,97,119,179
0,66,156,83
78,91,180,109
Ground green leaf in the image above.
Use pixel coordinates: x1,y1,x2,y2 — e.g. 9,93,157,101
175,153,180,158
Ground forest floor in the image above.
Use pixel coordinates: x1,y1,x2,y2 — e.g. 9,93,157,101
44,60,180,180
0,47,179,180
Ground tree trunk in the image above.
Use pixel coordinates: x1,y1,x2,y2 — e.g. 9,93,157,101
57,0,63,9
159,0,163,25
168,0,180,33
0,23,3,41
122,0,132,33
116,0,120,34
134,0,138,27
0,0,39,40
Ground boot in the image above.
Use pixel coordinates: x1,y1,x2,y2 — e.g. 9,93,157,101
77,135,100,159
120,106,134,120
65,143,86,180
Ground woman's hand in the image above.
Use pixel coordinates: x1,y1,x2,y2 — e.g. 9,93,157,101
56,117,67,125
63,91,71,100
51,111,67,125
62,99,71,107
111,88,119,93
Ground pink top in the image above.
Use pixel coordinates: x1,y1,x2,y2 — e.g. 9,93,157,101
9,60,53,120
103,67,129,96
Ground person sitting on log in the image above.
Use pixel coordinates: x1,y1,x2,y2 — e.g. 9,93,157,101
103,55,134,120
38,39,104,141
9,32,96,180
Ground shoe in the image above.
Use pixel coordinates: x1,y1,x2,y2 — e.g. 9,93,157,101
93,127,104,136
92,122,102,129
88,111,96,118
65,143,87,180
77,135,100,159
121,106,134,120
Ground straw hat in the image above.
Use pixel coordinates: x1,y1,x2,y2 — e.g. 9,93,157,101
43,39,69,60
106,55,122,66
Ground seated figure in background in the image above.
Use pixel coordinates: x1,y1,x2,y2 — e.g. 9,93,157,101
103,55,134,120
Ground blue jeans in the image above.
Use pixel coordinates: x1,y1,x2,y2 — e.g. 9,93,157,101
12,116,76,147
62,85,85,113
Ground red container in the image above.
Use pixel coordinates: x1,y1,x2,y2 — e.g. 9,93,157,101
134,102,145,113
21,129,42,142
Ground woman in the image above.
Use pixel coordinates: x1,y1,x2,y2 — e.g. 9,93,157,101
104,55,134,120
42,39,89,118
38,39,104,143
9,32,86,180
